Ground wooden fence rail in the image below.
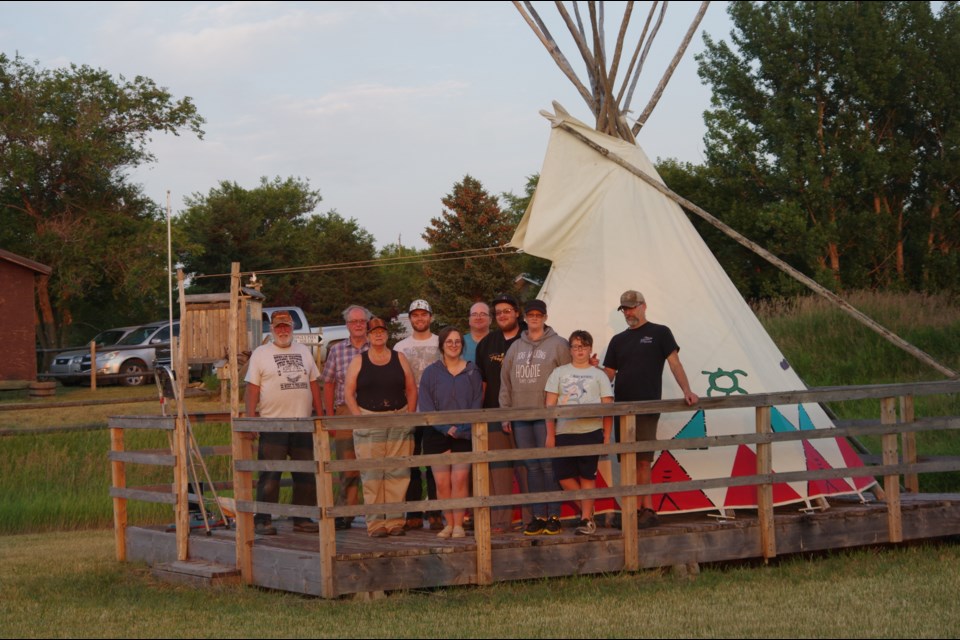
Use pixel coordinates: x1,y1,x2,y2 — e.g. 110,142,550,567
109,379,960,597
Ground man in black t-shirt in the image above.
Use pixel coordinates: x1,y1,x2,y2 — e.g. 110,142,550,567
603,290,698,528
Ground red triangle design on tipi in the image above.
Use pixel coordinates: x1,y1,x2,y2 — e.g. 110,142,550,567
834,437,875,490
651,451,715,512
724,445,804,507
803,440,856,496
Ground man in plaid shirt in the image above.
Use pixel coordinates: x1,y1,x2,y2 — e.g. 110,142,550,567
321,304,371,530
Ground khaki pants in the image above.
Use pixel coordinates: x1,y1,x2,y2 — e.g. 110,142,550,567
353,408,414,534
333,405,360,509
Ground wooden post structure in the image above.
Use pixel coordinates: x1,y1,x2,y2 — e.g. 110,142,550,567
89,340,97,391
110,426,126,561
900,395,918,493
228,262,254,583
755,406,776,561
620,414,639,571
174,270,190,561
880,397,903,543
471,421,493,585
315,418,337,598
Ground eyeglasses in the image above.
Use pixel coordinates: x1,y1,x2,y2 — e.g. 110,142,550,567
570,344,592,351
525,312,545,319
494,309,516,316
444,340,463,346
469,312,489,318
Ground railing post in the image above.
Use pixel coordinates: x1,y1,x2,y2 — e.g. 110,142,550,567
110,425,127,561
315,418,337,598
174,413,189,561
471,421,492,585
755,406,776,561
229,261,254,583
90,340,97,391
899,395,918,493
620,414,639,571
880,397,903,543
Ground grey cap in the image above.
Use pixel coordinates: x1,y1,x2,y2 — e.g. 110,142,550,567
618,290,646,311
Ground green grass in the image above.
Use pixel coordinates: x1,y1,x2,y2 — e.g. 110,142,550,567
2,530,959,638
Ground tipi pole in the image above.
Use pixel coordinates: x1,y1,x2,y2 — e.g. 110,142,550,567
556,120,958,379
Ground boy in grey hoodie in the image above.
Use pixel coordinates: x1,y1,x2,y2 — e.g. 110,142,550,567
499,299,572,535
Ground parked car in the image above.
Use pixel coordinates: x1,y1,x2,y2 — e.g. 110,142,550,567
84,320,179,387
47,325,140,385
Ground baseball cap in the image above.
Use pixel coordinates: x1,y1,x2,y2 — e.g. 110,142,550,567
367,317,388,333
618,290,646,311
409,299,432,314
524,299,547,315
270,310,294,327
491,293,520,311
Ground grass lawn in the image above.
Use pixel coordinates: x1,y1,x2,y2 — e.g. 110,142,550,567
1,530,959,638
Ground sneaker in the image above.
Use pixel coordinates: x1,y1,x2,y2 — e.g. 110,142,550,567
334,517,351,531
255,521,277,536
436,525,453,539
451,526,466,539
543,516,562,535
523,518,547,536
576,519,597,536
293,520,319,533
637,508,660,529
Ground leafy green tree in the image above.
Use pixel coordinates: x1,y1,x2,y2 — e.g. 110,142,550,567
0,54,204,349
422,175,516,325
696,1,960,293
177,177,381,325
374,242,428,319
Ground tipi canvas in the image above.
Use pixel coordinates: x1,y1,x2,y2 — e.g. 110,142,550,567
512,104,875,514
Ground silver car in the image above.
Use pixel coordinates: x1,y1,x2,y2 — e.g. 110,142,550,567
85,320,179,387
47,326,139,385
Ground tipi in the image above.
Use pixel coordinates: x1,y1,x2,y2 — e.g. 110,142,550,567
511,2,891,514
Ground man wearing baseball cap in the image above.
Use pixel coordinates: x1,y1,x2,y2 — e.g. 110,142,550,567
245,309,324,535
394,299,442,530
602,290,698,529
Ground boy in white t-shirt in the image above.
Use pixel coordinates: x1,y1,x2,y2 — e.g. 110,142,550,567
544,330,613,535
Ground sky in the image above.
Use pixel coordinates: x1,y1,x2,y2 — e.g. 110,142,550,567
2,1,733,249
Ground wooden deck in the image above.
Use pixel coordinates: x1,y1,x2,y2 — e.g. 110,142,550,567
126,493,960,597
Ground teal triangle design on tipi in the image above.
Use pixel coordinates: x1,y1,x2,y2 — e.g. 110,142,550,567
798,404,816,431
770,407,797,432
674,410,706,439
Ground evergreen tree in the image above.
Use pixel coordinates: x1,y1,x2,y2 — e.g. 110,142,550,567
422,175,516,326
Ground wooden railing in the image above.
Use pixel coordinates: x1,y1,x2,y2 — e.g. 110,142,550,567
110,379,960,597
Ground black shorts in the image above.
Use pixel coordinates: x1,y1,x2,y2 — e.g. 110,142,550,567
614,414,659,462
422,426,472,455
554,430,603,481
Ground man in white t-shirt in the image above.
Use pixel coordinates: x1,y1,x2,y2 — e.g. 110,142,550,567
245,309,323,536
393,299,441,530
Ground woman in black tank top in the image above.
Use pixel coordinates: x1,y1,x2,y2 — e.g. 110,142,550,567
344,317,417,537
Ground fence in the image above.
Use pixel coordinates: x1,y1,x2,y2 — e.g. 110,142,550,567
109,378,960,597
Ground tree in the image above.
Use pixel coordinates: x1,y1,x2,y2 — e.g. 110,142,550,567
422,175,516,325
374,242,429,319
0,54,204,348
177,177,381,325
696,1,960,293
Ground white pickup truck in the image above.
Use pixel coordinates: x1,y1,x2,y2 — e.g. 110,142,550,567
262,306,359,365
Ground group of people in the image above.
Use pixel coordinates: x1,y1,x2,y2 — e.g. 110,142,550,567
243,290,699,539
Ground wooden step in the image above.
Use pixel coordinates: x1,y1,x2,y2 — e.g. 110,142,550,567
151,560,240,588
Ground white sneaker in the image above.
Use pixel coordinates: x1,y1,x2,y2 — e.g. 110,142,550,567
436,525,453,539
575,519,596,536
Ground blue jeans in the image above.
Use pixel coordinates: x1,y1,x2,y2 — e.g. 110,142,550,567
512,420,560,519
